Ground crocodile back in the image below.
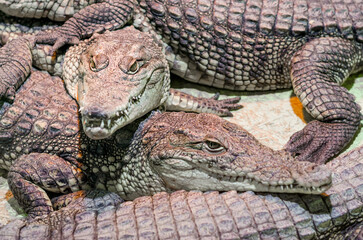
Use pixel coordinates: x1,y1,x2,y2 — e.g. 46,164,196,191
139,0,363,90
141,0,363,42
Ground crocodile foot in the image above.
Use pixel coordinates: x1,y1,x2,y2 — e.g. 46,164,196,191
167,89,243,117
0,37,32,101
205,93,243,116
285,120,358,164
34,27,82,54
0,85,16,102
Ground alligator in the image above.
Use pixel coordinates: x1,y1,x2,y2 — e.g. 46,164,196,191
0,145,362,239
0,27,242,140
0,65,332,219
1,0,362,164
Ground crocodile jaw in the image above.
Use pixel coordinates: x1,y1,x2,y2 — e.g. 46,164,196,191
81,69,169,140
81,84,148,140
153,157,332,194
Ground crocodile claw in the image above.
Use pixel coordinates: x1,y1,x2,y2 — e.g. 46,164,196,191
34,29,80,54
209,96,243,117
284,120,358,164
196,94,243,117
167,89,243,117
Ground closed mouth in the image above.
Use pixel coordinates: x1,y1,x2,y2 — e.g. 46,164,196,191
81,88,145,139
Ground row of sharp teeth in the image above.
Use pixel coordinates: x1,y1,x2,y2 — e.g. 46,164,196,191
271,184,325,192
131,94,142,102
216,174,326,192
82,93,143,129
83,118,112,128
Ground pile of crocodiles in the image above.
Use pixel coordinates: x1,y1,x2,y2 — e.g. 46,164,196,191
0,0,362,239
0,0,361,163
0,68,361,239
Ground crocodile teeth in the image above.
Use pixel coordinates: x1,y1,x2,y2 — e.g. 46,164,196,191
108,119,111,127
100,120,105,128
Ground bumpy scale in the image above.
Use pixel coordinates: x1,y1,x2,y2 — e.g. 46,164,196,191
0,27,242,140
1,0,362,163
0,69,331,219
0,145,362,239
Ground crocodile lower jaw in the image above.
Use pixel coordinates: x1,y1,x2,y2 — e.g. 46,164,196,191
210,173,332,194
164,170,331,194
155,158,332,195
82,111,129,139
205,168,332,194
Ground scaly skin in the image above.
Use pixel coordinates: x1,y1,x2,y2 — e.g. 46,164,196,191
1,0,361,163
0,145,362,239
0,27,242,140
0,69,331,218
0,12,60,46
0,0,93,21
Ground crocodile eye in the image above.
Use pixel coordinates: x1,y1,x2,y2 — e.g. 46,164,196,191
204,140,225,153
90,58,96,71
128,61,139,74
89,54,109,72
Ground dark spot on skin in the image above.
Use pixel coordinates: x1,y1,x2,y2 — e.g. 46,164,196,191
174,129,186,135
219,165,227,170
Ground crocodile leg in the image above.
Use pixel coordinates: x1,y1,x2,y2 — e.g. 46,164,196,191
0,36,32,101
285,37,363,164
165,88,242,117
7,153,89,218
34,0,134,52
51,190,124,212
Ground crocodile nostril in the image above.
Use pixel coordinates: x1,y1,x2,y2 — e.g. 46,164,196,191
83,107,107,119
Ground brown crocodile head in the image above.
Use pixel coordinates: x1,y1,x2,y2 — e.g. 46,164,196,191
63,27,170,139
117,112,332,199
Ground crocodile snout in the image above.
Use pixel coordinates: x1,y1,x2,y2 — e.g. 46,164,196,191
82,107,108,119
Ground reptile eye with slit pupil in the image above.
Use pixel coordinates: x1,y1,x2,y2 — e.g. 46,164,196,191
89,54,109,72
204,140,225,153
129,61,139,74
90,58,96,71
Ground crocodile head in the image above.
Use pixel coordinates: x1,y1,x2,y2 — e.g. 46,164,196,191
118,112,332,199
63,27,170,140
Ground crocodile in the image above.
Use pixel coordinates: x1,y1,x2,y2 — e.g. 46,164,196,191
0,66,332,218
0,26,242,140
1,0,362,163
0,145,362,239
0,12,61,46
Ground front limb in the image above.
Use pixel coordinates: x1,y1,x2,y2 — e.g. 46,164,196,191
285,37,363,164
165,89,242,116
8,153,89,218
35,0,135,52
0,37,32,101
